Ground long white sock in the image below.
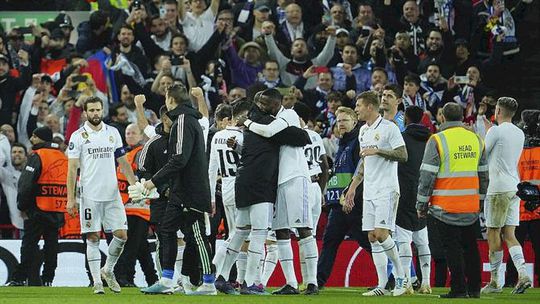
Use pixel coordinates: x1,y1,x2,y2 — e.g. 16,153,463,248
261,243,278,286
371,241,388,288
380,236,404,279
397,242,412,281
87,239,101,285
509,245,527,277
489,250,504,283
277,239,298,288
212,240,229,275
104,236,126,273
175,244,185,280
299,243,306,284
244,229,267,286
237,251,247,284
219,229,250,281
298,235,318,286
416,244,431,286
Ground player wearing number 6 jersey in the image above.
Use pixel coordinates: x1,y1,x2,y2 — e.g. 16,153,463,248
67,97,138,294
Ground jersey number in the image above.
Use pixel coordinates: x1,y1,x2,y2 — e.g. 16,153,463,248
218,150,239,178
304,146,322,168
84,208,92,221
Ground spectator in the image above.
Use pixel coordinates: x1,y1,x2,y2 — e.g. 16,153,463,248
224,41,264,89
1,124,16,145
0,51,31,126
0,143,26,230
76,10,112,56
264,25,336,88
331,44,370,93
419,62,447,117
417,26,455,78
179,0,220,52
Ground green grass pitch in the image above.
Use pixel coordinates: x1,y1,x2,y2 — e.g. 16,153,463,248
0,287,539,304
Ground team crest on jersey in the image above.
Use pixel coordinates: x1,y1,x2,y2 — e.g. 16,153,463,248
81,131,89,139
109,136,114,143
69,142,74,150
374,133,380,141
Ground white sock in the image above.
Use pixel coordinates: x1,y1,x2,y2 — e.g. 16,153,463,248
298,235,318,286
277,239,298,288
86,240,101,285
371,241,388,288
299,243,306,284
104,236,126,273
236,251,247,284
175,244,185,279
397,242,412,281
416,244,431,287
212,240,228,275
489,250,504,283
380,236,404,279
218,229,249,281
261,243,278,286
244,229,267,286
509,245,527,277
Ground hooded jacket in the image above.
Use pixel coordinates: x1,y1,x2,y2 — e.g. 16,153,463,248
152,104,211,213
397,123,431,231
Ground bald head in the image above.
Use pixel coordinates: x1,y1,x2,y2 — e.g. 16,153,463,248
45,114,60,133
125,123,142,146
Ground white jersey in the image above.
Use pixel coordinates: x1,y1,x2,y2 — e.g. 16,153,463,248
275,108,310,184
67,122,124,201
208,126,243,205
304,128,326,177
199,117,210,150
181,8,216,52
485,122,525,194
359,115,405,200
247,106,310,184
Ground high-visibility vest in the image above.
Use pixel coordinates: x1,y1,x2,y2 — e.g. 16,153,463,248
430,127,483,213
117,145,150,221
518,146,540,221
34,148,68,213
59,213,81,238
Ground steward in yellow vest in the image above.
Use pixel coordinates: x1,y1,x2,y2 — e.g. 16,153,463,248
416,103,488,298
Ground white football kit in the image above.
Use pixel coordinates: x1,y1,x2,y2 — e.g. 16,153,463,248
359,116,405,232
208,126,243,236
67,122,127,233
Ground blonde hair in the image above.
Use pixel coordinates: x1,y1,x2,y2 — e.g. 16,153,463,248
335,106,358,122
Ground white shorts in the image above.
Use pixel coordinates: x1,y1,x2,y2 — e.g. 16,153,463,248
223,204,238,237
272,177,313,231
236,202,273,230
395,226,429,246
80,195,127,234
362,192,399,232
309,182,322,235
485,192,520,228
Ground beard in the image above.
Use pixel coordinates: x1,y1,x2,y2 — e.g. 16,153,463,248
89,116,102,126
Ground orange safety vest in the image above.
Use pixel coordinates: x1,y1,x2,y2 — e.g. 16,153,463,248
59,213,81,238
117,145,150,221
431,127,483,213
34,148,68,213
518,146,540,221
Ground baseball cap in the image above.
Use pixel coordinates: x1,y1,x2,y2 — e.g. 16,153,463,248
55,13,74,29
254,0,271,12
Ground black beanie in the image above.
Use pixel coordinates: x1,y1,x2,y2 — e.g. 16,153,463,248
33,127,53,142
